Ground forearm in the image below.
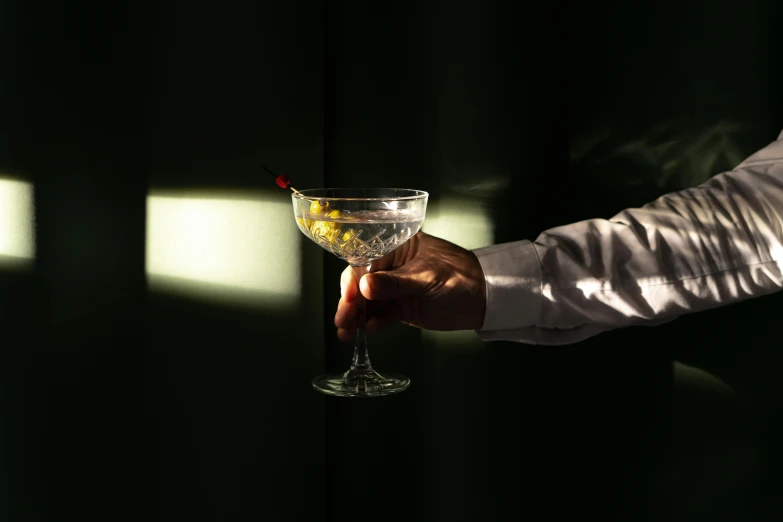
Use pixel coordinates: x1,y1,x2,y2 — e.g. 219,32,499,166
475,133,783,345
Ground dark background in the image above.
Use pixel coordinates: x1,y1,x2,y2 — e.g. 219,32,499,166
1,0,781,520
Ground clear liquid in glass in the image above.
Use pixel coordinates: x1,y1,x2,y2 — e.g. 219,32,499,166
297,208,423,265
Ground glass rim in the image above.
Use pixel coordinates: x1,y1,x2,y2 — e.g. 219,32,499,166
291,188,428,202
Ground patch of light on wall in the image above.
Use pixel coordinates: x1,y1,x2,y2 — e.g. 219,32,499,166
146,190,300,309
673,362,735,395
422,195,494,250
0,177,35,269
422,194,493,349
423,328,487,352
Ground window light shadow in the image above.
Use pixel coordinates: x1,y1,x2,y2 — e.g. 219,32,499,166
0,176,35,270
422,194,494,251
146,189,301,309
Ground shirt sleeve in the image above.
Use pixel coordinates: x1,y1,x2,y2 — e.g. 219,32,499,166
473,131,783,345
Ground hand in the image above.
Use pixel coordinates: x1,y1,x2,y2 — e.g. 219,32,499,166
334,232,487,341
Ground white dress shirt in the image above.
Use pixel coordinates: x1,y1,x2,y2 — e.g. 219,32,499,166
473,128,783,345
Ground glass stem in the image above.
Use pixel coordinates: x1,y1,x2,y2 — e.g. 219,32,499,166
349,264,373,374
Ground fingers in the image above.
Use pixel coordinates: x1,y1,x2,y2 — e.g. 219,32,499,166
335,291,357,341
360,269,422,301
336,299,405,339
337,264,421,341
340,266,358,303
334,294,356,329
337,322,357,342
369,231,428,273
336,307,401,339
337,267,360,341
365,302,404,334
335,295,385,330
340,266,352,290
369,251,398,273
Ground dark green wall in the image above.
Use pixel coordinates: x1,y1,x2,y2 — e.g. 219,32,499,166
0,1,780,521
2,1,325,521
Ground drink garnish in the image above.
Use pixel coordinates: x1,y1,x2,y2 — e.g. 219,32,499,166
262,164,301,194
264,166,350,244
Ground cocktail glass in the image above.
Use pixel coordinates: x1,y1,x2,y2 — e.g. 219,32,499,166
292,188,428,397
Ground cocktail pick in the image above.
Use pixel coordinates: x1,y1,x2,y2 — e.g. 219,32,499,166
262,164,301,194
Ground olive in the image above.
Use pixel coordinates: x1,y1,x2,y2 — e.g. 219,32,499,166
310,200,330,214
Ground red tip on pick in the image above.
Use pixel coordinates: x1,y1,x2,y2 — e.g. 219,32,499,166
275,174,291,189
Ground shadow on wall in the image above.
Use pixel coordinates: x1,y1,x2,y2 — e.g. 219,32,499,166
570,120,756,192
146,188,301,310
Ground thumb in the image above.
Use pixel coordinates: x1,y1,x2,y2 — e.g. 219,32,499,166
360,270,423,301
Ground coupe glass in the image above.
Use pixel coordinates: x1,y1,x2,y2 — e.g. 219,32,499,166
292,188,428,397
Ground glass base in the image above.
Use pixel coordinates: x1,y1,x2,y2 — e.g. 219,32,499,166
312,368,410,398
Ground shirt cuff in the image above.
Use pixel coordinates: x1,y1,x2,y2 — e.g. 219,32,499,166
472,240,542,332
